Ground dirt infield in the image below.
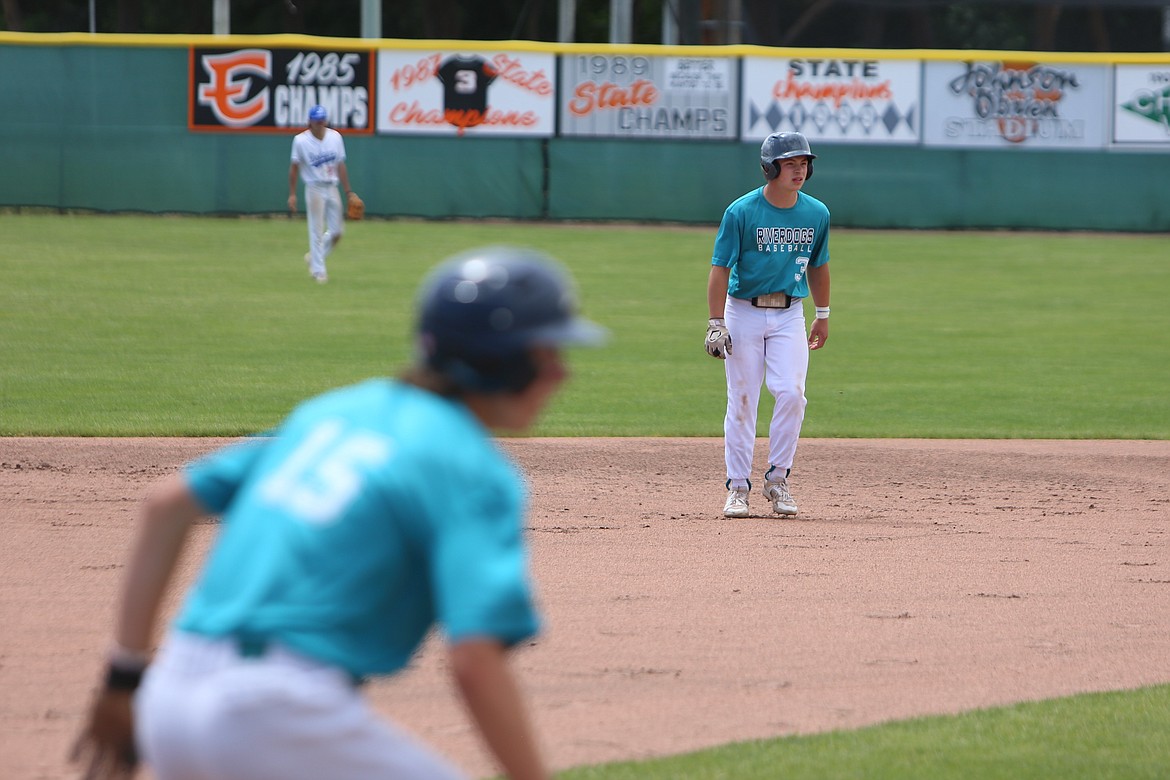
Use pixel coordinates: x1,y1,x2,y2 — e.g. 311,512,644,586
3,437,1169,779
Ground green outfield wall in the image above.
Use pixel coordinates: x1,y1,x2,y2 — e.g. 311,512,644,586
2,34,1168,231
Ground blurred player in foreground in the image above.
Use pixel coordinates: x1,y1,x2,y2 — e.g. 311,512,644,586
288,104,355,283
705,131,832,519
72,246,607,780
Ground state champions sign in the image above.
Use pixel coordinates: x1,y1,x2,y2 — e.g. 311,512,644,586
558,54,737,139
190,48,374,132
741,56,921,144
375,49,554,136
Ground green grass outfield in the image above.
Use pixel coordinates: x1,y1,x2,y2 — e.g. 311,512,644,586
557,685,1170,780
2,213,1168,778
1,213,1167,437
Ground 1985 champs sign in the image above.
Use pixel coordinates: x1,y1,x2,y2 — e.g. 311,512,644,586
559,55,737,139
190,48,373,132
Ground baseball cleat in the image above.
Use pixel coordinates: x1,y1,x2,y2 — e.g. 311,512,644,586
723,487,750,518
313,272,328,284
763,478,798,516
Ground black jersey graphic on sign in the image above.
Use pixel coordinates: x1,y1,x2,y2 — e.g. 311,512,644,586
437,55,499,134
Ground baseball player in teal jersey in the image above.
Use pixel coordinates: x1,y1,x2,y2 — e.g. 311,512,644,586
72,247,606,780
706,132,832,519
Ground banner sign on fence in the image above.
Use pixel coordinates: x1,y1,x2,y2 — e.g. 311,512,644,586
375,50,555,136
558,54,737,139
1113,65,1170,146
740,57,921,144
190,48,374,132
922,60,1108,149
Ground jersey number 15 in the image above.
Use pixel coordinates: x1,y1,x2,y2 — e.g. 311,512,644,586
259,420,393,525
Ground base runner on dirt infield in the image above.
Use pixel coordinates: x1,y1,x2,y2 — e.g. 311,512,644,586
71,246,606,780
705,131,832,519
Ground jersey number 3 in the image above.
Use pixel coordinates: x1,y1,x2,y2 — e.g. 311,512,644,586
259,420,393,525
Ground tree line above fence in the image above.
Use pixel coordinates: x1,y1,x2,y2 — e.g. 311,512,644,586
3,0,1167,52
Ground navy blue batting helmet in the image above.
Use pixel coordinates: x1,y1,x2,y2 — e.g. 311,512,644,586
416,246,607,393
760,132,816,181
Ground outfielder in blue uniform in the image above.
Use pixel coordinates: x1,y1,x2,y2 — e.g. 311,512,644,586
706,132,832,519
73,247,606,780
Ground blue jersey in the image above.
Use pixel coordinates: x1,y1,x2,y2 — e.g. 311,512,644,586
711,188,830,300
175,378,539,679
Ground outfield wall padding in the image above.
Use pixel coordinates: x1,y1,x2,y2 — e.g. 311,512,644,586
2,41,1167,231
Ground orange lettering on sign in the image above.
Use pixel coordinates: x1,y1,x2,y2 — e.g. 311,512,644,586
445,108,488,129
772,73,892,108
389,53,442,92
489,53,553,96
388,101,538,136
389,101,446,125
197,50,272,126
569,80,659,116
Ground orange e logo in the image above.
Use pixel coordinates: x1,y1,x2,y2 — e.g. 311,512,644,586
197,49,273,127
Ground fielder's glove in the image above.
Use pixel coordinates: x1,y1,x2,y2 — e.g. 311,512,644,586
705,318,733,359
346,191,365,220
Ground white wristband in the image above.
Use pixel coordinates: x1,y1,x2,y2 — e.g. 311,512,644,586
814,307,830,320
709,317,726,326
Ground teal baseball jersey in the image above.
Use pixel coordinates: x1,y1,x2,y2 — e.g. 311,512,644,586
711,188,830,300
176,378,539,679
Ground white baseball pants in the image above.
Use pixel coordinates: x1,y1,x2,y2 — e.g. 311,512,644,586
136,632,466,780
305,184,343,276
722,295,809,486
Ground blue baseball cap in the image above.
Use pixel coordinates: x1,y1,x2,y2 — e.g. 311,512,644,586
308,105,327,123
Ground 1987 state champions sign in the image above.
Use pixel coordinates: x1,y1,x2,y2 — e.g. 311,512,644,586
375,50,555,137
